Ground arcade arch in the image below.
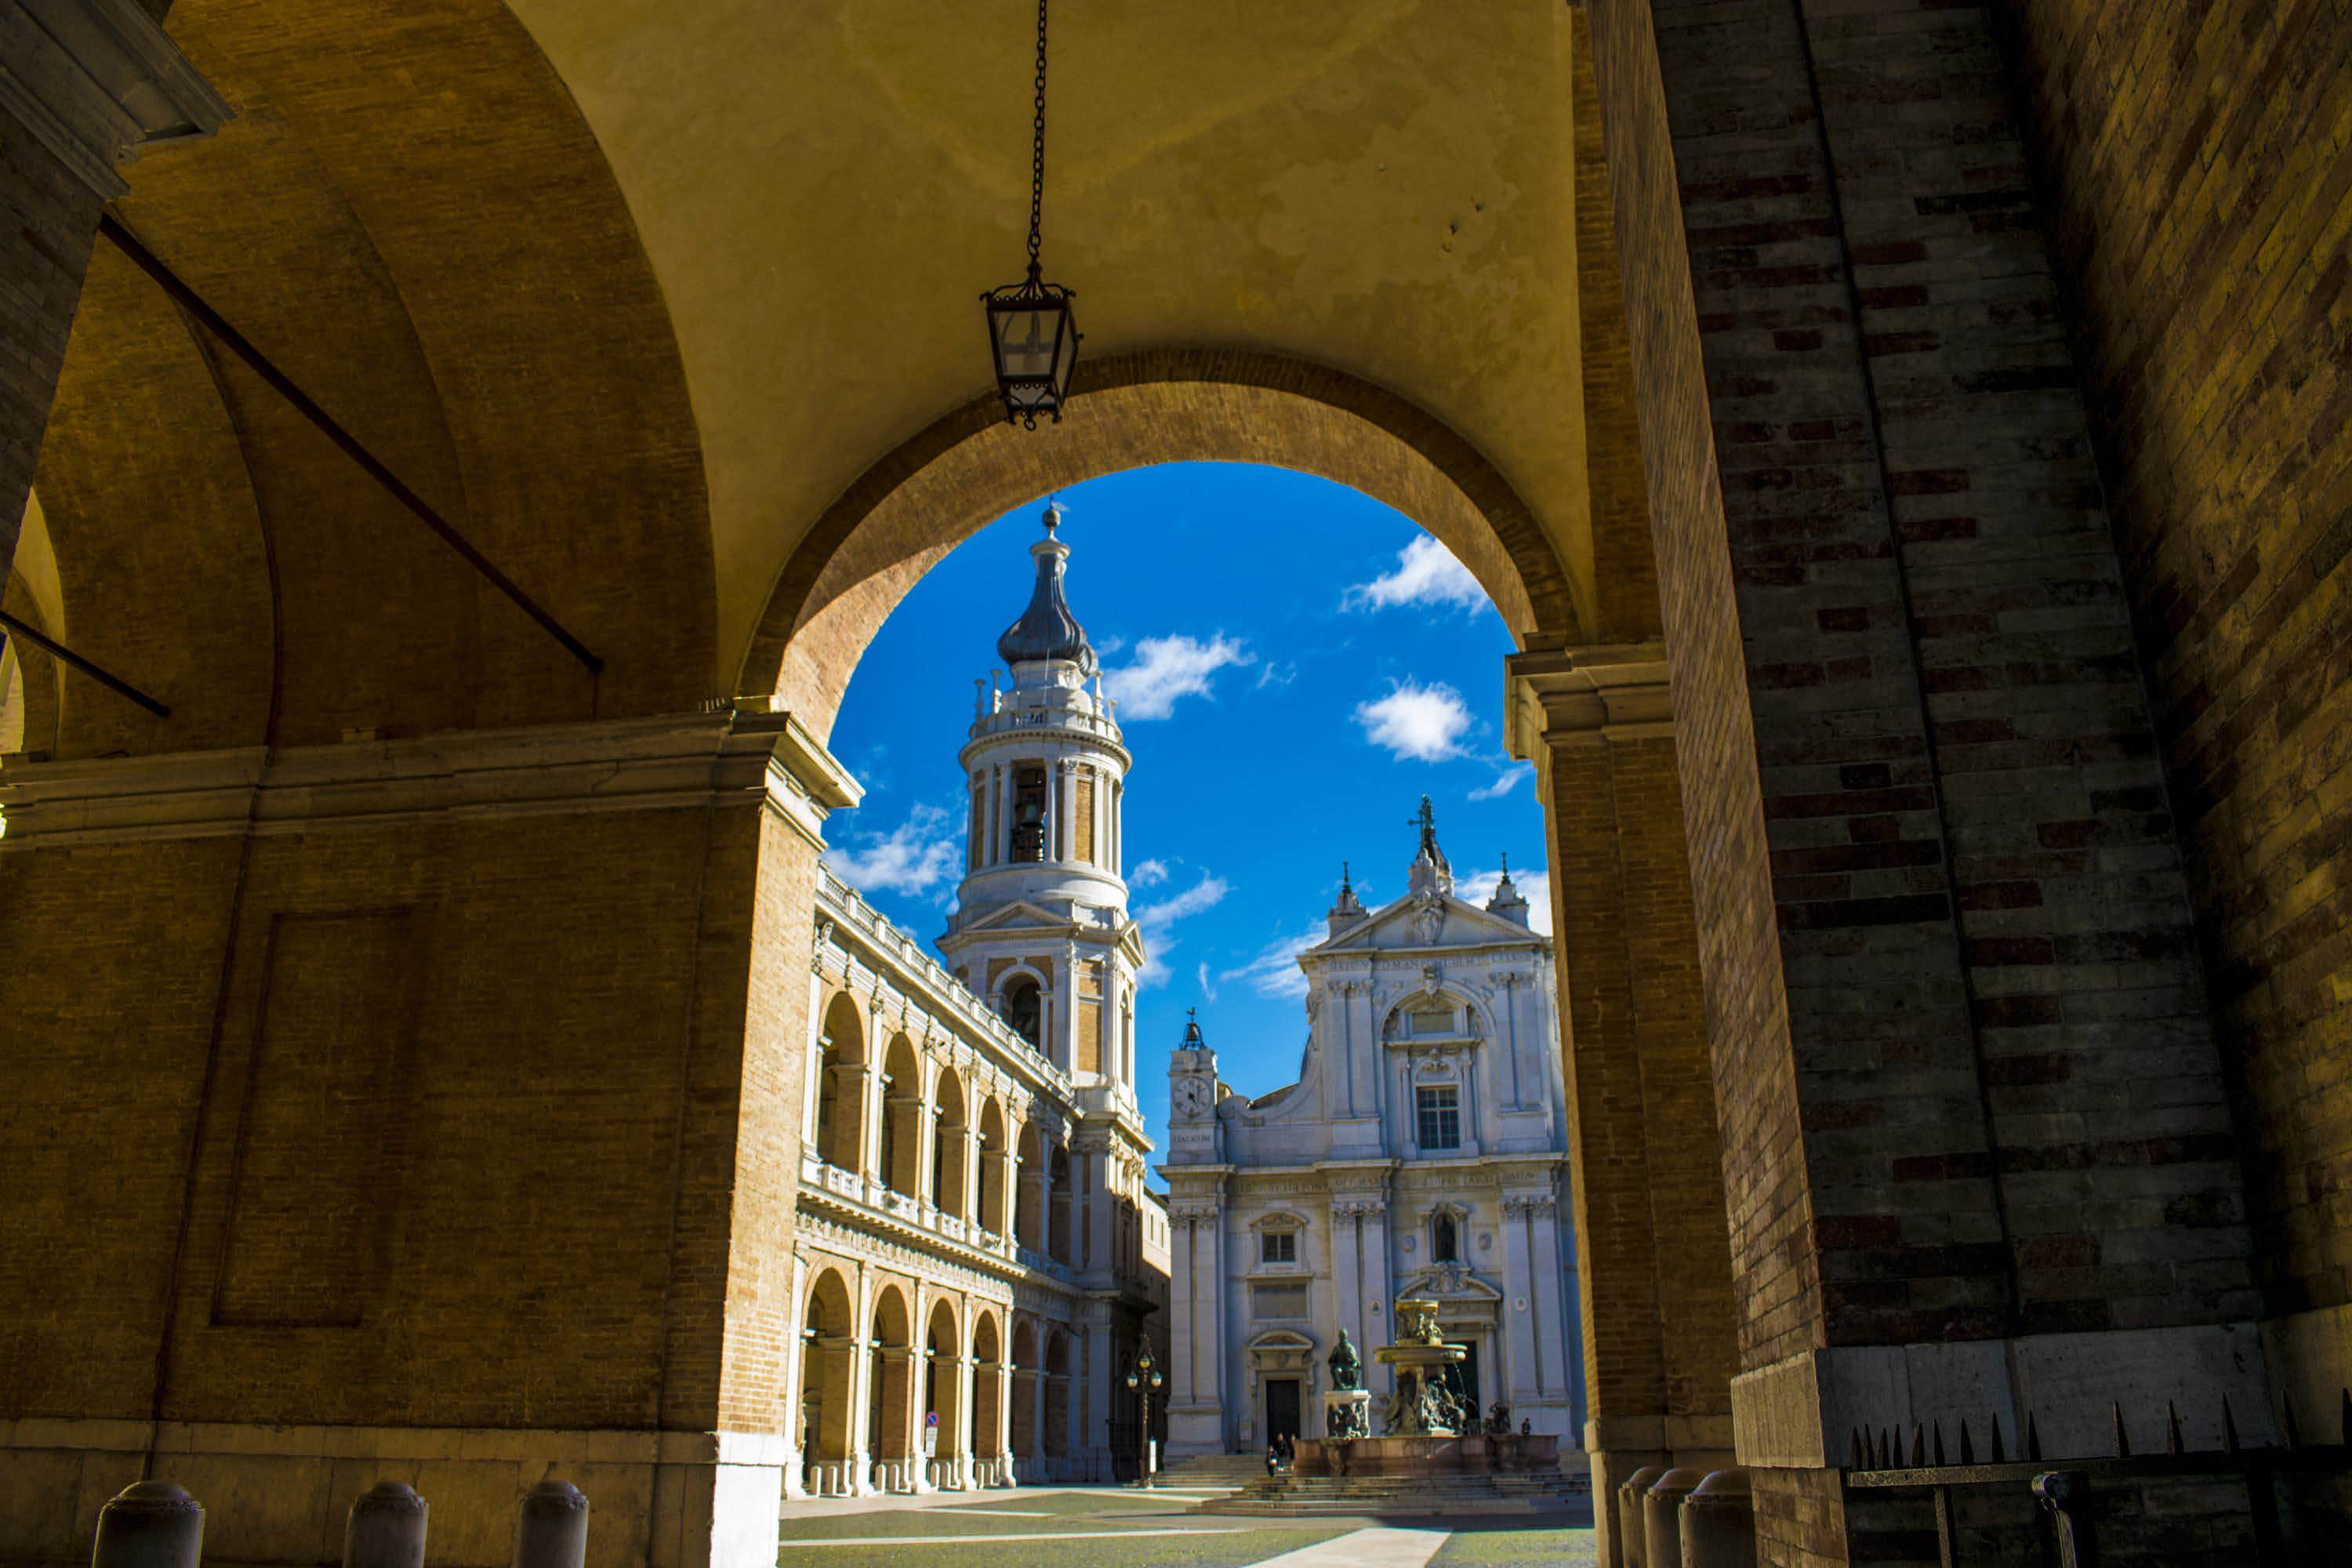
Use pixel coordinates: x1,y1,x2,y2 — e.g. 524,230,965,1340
1,5,1738,1560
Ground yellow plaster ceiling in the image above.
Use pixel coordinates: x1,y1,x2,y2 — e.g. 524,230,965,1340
500,0,1595,683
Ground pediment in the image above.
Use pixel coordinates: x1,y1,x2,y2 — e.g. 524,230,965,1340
948,898,1069,936
1307,891,1542,956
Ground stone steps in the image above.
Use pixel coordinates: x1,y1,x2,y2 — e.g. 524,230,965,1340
1190,1470,1593,1519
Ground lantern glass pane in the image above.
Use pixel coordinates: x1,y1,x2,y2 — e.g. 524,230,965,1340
1053,313,1079,390
995,306,1060,378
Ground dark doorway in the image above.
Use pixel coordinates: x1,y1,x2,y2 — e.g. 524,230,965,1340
1266,1377,1302,1446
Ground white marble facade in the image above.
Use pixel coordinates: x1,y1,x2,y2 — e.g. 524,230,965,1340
1161,807,1584,1456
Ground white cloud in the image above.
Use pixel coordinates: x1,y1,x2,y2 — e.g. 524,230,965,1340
1354,680,1474,761
1136,874,1229,929
1195,961,1219,1004
1138,946,1174,990
1257,660,1298,690
823,803,961,895
1469,763,1534,800
1344,535,1487,613
1130,857,1172,888
1094,633,1127,659
1104,633,1253,720
1455,865,1552,936
1219,921,1329,1000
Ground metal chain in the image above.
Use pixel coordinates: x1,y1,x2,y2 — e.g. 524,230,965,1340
1028,0,1048,267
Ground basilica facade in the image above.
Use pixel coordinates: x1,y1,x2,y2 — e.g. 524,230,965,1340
1163,808,1583,1457
789,508,1167,1496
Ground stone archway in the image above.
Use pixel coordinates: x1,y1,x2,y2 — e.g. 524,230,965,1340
931,1065,970,1221
977,1098,1011,1238
815,992,870,1176
737,351,1584,742
869,1284,916,1492
739,348,1740,1533
1009,1316,1041,1467
798,1268,858,1495
923,1297,962,1486
971,1308,1007,1483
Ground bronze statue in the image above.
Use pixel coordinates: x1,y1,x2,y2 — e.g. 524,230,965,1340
1329,1327,1363,1392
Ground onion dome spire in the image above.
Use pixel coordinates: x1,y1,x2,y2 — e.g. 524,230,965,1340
996,502,1097,673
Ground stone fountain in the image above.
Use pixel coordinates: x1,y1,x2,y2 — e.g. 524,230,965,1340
1371,1298,1472,1436
1293,1298,1560,1479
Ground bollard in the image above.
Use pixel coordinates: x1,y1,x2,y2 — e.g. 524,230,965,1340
93,1481,204,1568
345,1482,427,1568
1679,1468,1756,1568
1642,1467,1707,1568
1616,1464,1668,1568
514,1479,589,1568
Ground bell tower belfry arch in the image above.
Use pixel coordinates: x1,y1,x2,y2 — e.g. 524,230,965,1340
939,503,1143,1103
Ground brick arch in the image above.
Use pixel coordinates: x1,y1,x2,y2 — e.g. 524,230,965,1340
32,0,713,760
739,350,1583,739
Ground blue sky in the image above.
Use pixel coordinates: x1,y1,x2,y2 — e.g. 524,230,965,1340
824,462,1548,1178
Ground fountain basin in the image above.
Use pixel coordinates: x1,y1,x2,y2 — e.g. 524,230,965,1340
1294,1432,1561,1478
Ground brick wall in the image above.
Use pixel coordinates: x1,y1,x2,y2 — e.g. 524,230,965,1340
1584,1,2270,1557
2000,0,2352,1335
0,798,790,1437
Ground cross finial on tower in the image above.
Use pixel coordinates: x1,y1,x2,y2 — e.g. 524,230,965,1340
1408,794,1439,856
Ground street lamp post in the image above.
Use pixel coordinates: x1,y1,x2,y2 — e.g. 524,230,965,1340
1123,1342,1164,1487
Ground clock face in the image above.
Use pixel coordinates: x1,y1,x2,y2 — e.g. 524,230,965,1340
1177,1077,1207,1115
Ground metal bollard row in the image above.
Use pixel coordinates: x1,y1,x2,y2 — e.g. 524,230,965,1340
90,1475,590,1568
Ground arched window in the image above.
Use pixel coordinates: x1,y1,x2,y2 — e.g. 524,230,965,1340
1432,1213,1459,1263
1003,976,1042,1049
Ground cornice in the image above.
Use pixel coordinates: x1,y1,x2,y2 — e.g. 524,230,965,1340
0,710,853,851
0,0,230,199
1503,641,1673,758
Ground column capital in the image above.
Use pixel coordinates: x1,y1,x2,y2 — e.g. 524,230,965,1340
0,0,230,199
1502,641,1671,758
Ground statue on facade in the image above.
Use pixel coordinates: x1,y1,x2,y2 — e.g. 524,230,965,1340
1329,1328,1363,1392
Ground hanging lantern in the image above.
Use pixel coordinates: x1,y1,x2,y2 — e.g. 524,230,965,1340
982,0,1081,427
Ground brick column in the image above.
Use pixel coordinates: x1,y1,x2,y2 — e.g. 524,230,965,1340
1581,3,2265,1560
1508,642,1738,1568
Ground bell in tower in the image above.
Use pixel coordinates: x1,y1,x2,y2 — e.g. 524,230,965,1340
939,503,1145,1112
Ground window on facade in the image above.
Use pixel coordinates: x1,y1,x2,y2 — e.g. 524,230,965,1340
1432,1214,1459,1262
1416,1084,1461,1151
1002,977,1043,1049
1010,765,1047,862
1261,1229,1298,1265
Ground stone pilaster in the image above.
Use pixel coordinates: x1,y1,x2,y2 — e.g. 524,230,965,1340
1506,643,1737,1566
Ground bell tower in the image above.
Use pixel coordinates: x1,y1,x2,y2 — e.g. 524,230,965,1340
940,503,1143,1106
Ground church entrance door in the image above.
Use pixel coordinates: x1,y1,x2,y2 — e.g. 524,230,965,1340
1265,1378,1302,1446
